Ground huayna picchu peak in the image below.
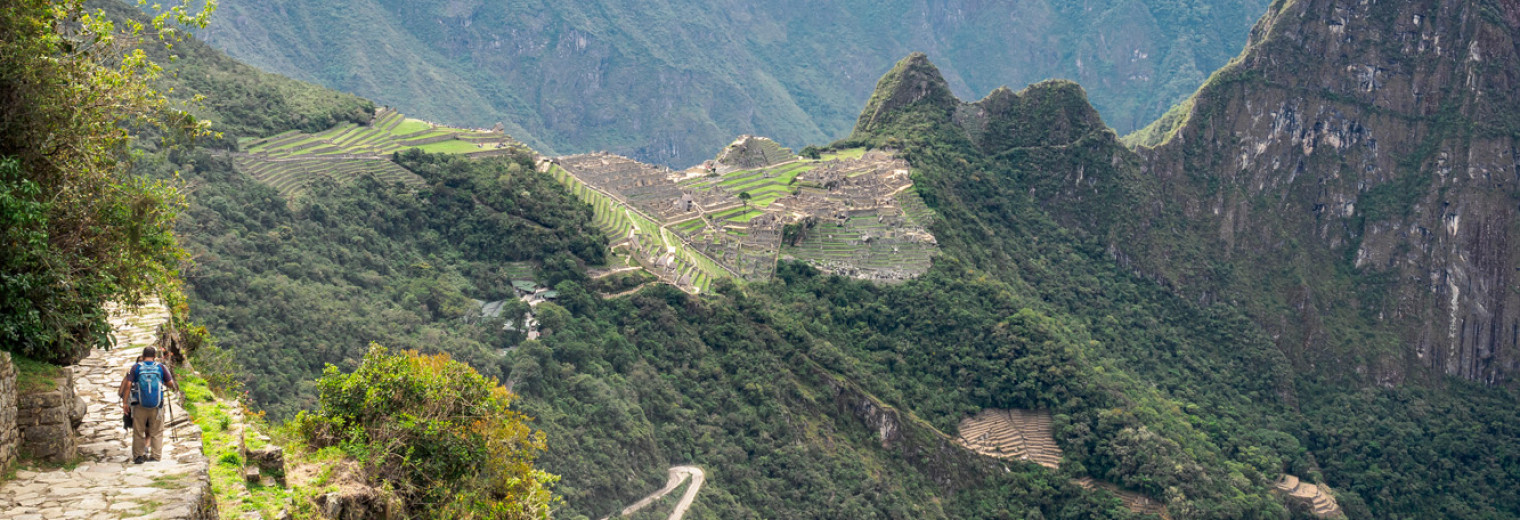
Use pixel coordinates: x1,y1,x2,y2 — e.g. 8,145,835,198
5,0,1520,519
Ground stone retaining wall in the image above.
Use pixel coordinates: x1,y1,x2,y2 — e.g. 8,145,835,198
1,301,218,519
394,134,458,147
0,352,16,470
15,367,79,462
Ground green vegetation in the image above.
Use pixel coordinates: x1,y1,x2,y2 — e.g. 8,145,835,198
86,3,1520,519
232,107,524,198
239,109,515,159
840,51,1520,519
0,0,216,363
12,354,63,393
167,148,605,417
179,372,297,519
88,0,375,148
391,119,432,135
294,346,556,520
201,0,1268,164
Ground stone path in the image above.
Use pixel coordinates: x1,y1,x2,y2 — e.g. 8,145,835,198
602,466,705,520
0,301,215,520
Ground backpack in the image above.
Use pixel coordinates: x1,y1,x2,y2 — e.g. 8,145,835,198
133,361,165,409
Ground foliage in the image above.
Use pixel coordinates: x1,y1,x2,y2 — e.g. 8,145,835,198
140,7,1520,519
509,284,1140,520
839,50,1520,519
158,147,604,417
1299,380,1520,519
0,0,215,363
294,345,557,520
89,0,374,147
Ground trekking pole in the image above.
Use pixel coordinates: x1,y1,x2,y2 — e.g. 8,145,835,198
167,390,179,443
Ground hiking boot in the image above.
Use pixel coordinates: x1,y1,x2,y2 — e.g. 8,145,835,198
133,456,146,464
148,456,161,462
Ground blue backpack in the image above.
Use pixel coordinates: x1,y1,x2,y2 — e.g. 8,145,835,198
133,361,165,409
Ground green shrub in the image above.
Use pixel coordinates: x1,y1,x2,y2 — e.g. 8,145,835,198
293,345,557,519
218,452,242,466
0,1,210,363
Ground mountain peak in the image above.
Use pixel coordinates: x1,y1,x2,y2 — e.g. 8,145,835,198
852,53,958,137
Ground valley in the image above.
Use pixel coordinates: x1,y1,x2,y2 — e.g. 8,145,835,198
6,0,1520,519
199,0,1271,165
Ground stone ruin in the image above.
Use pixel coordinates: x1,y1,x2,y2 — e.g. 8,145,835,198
551,143,939,291
713,135,795,173
555,153,698,222
956,408,1168,517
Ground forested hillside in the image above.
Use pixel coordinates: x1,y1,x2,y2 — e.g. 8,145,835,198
145,6,1326,518
87,0,1520,518
842,35,1520,520
197,0,1267,165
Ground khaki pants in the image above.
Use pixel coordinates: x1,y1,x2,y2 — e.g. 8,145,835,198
131,405,164,459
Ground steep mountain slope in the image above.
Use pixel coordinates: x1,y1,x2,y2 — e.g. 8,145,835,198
1119,0,1520,386
841,1,1520,515
198,0,1267,165
139,5,1339,519
853,0,1520,388
119,0,1520,517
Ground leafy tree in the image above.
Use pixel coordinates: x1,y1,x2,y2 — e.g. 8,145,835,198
294,345,557,519
738,191,752,208
0,0,213,363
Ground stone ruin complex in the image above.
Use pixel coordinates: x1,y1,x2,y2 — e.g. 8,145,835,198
544,141,939,292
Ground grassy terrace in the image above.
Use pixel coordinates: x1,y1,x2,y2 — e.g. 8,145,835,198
235,108,525,199
548,163,722,293
702,161,815,209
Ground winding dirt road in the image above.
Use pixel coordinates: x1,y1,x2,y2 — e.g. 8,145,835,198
603,466,705,520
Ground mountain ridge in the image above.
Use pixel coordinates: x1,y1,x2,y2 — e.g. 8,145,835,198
198,0,1271,166
851,0,1520,388
86,0,1520,518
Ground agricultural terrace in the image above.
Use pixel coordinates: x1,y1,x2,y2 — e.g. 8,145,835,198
544,139,938,293
232,107,529,198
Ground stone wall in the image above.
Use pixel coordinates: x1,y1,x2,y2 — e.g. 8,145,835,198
15,367,78,462
0,352,16,470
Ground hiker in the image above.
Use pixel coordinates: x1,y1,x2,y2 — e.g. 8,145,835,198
118,346,180,464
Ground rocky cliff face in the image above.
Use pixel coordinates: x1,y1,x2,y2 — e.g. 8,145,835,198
1130,0,1520,385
